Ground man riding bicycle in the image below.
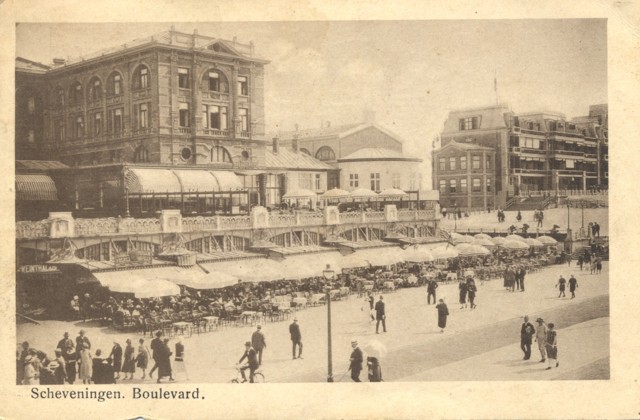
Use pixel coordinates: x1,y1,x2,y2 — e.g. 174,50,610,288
238,341,259,383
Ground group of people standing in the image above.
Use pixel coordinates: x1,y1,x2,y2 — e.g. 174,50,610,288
503,265,528,292
520,315,559,370
458,276,478,309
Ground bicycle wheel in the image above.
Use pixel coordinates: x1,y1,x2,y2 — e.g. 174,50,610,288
253,372,265,383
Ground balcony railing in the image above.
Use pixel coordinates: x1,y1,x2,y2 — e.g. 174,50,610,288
203,129,230,137
551,149,584,157
178,127,192,134
239,131,251,138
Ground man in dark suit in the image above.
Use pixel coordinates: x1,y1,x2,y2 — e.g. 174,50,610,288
375,295,386,333
148,330,163,379
289,318,303,359
238,341,259,383
251,325,267,366
349,340,363,382
75,329,91,358
520,315,536,360
426,279,438,304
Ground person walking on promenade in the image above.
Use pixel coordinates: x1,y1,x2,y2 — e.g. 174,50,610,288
75,329,91,359
289,318,303,359
157,338,174,383
367,293,375,322
375,296,387,333
520,315,536,360
108,341,122,380
535,318,548,363
348,340,363,382
596,257,602,274
458,279,468,309
568,274,578,299
121,339,135,380
436,299,449,333
567,253,572,267
545,323,559,370
251,325,267,366
149,330,163,379
78,342,93,384
556,275,567,298
466,277,477,309
136,338,150,380
518,266,527,292
426,278,438,305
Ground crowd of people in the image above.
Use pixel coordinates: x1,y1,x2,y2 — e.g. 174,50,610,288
16,329,183,385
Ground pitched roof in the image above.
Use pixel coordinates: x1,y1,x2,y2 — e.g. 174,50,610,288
274,123,362,141
265,148,334,170
436,141,495,153
16,160,69,172
338,148,421,162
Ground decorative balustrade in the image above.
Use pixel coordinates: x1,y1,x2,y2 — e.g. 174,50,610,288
269,213,296,227
118,218,161,234
182,216,219,232
298,212,324,226
218,215,252,230
364,211,386,222
75,218,119,236
16,220,50,239
203,129,230,137
340,212,364,224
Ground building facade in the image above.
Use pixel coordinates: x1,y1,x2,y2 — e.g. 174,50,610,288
433,103,608,210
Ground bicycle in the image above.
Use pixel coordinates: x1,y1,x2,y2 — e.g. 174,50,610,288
230,365,265,383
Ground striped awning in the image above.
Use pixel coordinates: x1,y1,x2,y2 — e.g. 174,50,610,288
211,171,244,191
125,168,245,194
126,169,181,193
15,175,58,201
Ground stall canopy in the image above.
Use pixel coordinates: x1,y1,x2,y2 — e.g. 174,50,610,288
431,246,460,259
378,188,408,198
525,238,545,248
320,188,350,200
349,188,379,199
474,233,492,240
187,264,240,288
536,235,558,245
472,238,496,248
16,174,59,201
279,252,344,278
491,236,507,246
352,247,405,266
501,240,530,250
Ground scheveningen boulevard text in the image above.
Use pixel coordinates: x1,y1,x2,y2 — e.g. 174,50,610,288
31,387,202,402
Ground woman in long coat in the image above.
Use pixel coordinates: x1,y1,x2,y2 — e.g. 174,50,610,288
435,299,449,333
136,338,150,380
156,338,174,383
458,279,468,309
109,342,123,380
121,339,136,380
78,343,93,384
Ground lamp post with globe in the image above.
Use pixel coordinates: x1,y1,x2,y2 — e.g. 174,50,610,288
322,264,335,383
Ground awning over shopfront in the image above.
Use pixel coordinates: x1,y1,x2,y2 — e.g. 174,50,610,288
92,269,181,297
16,174,58,201
350,246,405,266
204,258,286,282
278,251,344,278
125,168,245,193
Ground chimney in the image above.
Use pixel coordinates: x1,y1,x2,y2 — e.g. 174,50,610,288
272,136,280,154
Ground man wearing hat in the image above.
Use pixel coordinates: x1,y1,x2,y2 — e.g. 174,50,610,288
251,325,267,366
520,315,535,360
374,295,386,334
534,317,548,363
289,318,303,359
348,340,363,382
56,332,75,362
238,341,259,383
149,330,163,379
75,329,91,359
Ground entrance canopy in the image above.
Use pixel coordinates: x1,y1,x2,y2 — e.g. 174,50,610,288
126,168,245,193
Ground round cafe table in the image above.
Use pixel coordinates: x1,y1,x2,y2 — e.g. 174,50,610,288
172,321,191,337
292,297,307,307
203,316,219,331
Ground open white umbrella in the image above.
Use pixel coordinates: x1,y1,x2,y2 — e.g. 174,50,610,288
474,233,492,240
501,239,530,250
432,246,460,259
320,188,350,200
525,238,545,248
378,188,409,198
536,235,558,245
363,340,388,358
472,238,496,248
457,244,490,256
349,188,379,199
491,236,507,246
505,234,527,242
403,248,435,263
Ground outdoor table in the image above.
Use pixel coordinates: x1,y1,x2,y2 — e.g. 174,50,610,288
383,281,395,291
446,272,458,282
241,311,257,324
311,293,326,305
203,316,219,331
339,286,350,297
292,297,307,307
172,321,191,337
364,284,374,291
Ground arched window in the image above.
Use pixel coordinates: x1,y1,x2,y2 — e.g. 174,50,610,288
107,71,123,96
69,82,83,106
315,146,335,161
203,69,229,93
54,87,65,107
88,77,102,102
132,65,150,90
211,146,232,163
300,148,311,155
134,145,149,163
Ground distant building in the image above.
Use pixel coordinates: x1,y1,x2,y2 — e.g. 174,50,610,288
433,103,608,210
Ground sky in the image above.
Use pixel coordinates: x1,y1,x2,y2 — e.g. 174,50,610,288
16,20,607,168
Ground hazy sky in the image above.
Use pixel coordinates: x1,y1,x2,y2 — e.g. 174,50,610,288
16,20,607,164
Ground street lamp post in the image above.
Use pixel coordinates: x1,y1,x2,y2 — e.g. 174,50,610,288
322,264,335,383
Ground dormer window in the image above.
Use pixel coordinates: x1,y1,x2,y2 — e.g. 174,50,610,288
459,117,479,131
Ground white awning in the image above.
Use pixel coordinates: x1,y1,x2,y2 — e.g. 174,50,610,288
203,259,285,282
125,168,244,193
126,169,181,193
173,170,219,192
93,269,181,297
211,171,244,191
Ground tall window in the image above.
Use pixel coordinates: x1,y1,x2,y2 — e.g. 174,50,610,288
70,82,83,106
178,68,190,89
107,72,122,96
370,173,381,191
460,156,467,170
472,178,481,192
460,178,468,193
203,105,228,130
211,146,232,163
179,103,190,127
73,116,84,139
472,155,481,169
315,174,321,190
449,179,456,193
133,66,149,90
54,119,65,142
409,173,421,191
205,70,228,92
438,158,445,171
238,108,249,131
107,108,123,134
134,103,149,129
349,173,359,188
439,179,446,193
449,157,456,170
486,156,491,169
237,76,248,96
486,179,492,192
134,145,149,163
56,88,65,107
89,78,102,102
92,112,102,136
315,146,335,161
392,173,401,189
459,116,479,130
28,130,35,143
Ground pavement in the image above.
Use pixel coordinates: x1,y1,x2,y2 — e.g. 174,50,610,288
17,261,609,383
